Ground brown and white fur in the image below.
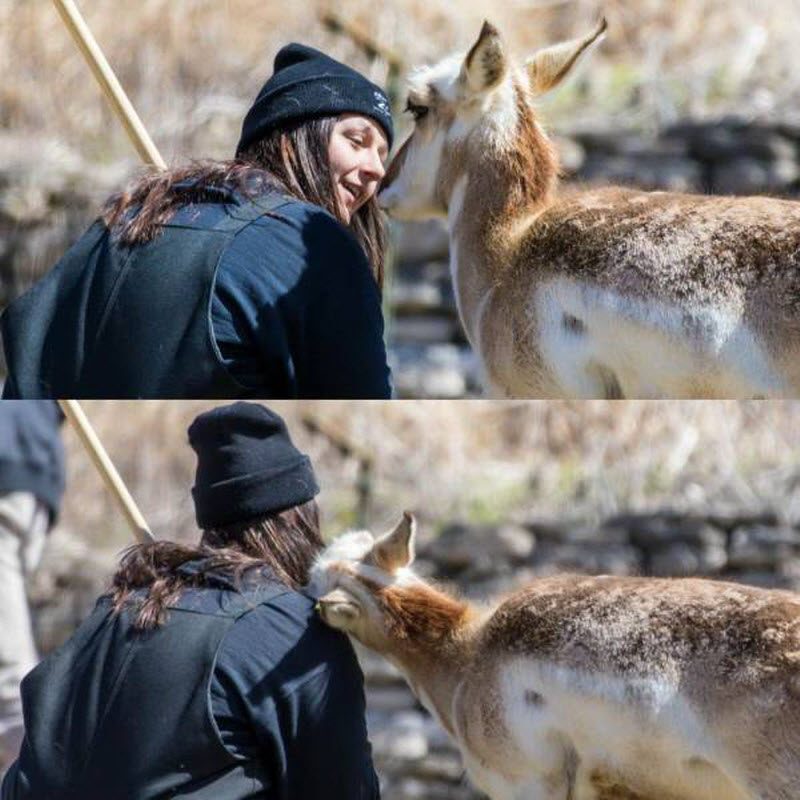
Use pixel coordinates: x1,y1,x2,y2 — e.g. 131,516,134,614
311,514,800,800
379,21,800,399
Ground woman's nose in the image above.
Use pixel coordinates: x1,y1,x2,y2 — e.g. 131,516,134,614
363,148,386,182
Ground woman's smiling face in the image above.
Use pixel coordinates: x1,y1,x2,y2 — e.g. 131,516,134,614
328,114,389,224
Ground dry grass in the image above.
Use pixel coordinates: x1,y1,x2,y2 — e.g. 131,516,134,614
4,0,800,171
58,400,800,561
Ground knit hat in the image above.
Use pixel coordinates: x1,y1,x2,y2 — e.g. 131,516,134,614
236,42,394,156
188,402,319,530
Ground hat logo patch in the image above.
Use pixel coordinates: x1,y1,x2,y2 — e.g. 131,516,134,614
373,90,391,118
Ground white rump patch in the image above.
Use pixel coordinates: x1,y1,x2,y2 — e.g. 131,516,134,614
531,276,785,398
489,658,751,800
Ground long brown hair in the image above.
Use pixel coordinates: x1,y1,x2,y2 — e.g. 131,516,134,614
110,498,322,630
101,117,387,288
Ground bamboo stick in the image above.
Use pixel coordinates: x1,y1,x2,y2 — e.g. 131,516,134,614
58,400,154,544
51,0,166,170
50,1,162,544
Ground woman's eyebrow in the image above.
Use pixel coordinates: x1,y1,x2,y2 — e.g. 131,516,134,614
365,125,389,158
348,122,389,158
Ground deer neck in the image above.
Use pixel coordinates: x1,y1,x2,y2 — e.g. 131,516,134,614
380,586,483,736
447,101,558,345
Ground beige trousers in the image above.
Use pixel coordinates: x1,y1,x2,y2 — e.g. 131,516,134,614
0,492,49,766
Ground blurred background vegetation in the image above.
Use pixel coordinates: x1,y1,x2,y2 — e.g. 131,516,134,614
4,0,800,163
56,400,800,551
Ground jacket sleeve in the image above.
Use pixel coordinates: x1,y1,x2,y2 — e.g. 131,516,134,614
272,653,381,799
212,597,381,799
294,212,392,399
212,204,392,399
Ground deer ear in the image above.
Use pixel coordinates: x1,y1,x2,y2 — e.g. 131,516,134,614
525,18,607,96
370,512,416,572
461,21,507,93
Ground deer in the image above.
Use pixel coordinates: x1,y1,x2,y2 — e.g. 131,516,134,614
379,20,800,399
310,514,800,800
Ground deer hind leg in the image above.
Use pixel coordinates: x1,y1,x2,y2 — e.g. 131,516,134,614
586,361,624,399
509,774,573,800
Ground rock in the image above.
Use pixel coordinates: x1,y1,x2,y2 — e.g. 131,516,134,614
710,157,800,195
778,558,800,588
388,344,480,398
552,134,586,173
391,219,450,264
389,778,480,800
422,522,535,578
406,752,466,782
355,643,405,685
565,523,630,546
571,131,687,158
725,571,793,590
578,153,703,192
615,514,726,550
390,280,450,315
668,120,796,163
366,685,421,713
370,711,430,761
524,519,583,542
390,315,460,346
649,542,722,577
531,542,642,576
727,525,800,570
705,511,780,531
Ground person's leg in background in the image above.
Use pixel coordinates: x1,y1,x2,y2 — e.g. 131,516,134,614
0,492,50,769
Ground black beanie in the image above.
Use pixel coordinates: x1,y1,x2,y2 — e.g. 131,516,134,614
188,402,319,530
236,42,394,156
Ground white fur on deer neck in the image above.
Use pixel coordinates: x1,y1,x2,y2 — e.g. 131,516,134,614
447,175,485,346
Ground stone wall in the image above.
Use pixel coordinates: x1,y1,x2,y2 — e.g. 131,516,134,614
364,509,800,799
3,118,800,391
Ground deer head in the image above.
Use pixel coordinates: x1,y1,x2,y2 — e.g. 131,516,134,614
379,19,607,220
310,513,419,650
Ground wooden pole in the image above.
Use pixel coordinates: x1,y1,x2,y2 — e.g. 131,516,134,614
51,0,166,170
50,2,162,543
58,401,154,544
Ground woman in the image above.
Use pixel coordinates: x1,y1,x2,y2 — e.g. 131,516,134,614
1,402,380,799
1,44,394,399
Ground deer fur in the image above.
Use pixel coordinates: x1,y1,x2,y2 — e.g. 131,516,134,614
310,514,800,800
379,20,800,399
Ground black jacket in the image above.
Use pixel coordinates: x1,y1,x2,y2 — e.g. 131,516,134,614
0,401,64,521
1,189,391,399
1,567,380,799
